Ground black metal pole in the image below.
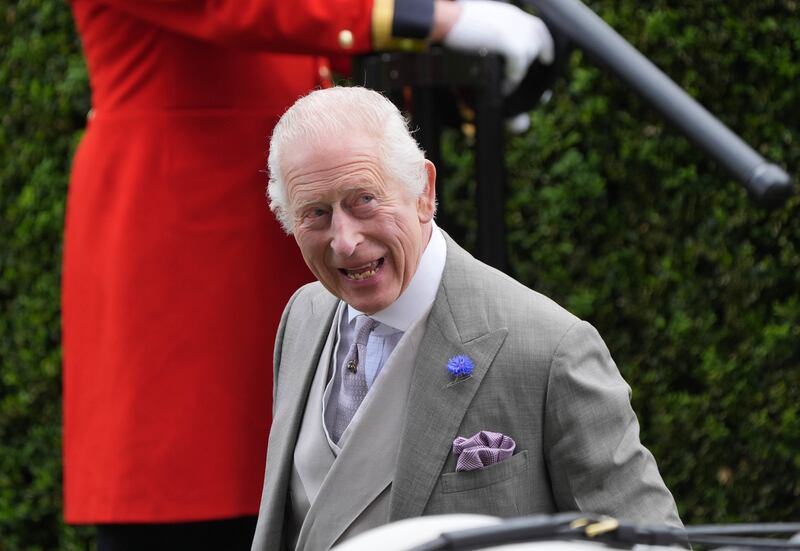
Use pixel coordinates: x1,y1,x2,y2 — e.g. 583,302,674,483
410,86,448,231
474,56,508,271
525,0,793,208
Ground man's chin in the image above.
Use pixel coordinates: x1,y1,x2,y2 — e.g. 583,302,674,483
343,291,396,315
347,300,388,316
334,275,399,313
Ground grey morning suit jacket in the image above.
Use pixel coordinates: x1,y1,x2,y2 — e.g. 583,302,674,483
252,232,681,551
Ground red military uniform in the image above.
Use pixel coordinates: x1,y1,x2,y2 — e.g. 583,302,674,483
63,0,431,522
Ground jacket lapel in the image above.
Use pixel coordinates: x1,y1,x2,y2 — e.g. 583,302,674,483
255,287,339,550
389,236,508,521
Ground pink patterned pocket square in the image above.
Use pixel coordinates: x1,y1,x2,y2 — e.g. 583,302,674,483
452,430,516,472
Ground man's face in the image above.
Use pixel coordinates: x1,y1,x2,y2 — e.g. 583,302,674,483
283,133,436,314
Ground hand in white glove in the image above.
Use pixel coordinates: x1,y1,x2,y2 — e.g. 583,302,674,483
442,0,554,95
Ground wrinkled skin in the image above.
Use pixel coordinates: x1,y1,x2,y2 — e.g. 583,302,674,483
282,133,436,314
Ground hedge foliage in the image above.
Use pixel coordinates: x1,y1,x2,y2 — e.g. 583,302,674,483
1,0,93,549
1,0,798,549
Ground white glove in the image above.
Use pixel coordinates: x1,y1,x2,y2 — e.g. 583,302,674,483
505,112,531,134
443,0,554,95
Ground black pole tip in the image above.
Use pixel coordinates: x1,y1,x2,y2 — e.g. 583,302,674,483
749,163,794,209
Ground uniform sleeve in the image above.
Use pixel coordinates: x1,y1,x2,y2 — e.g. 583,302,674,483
543,320,684,527
84,0,433,55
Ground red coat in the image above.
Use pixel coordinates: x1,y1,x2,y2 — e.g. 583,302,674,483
62,0,387,522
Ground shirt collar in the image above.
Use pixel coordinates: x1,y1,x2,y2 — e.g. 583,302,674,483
347,222,446,332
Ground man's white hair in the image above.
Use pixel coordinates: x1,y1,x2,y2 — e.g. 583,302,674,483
267,86,429,233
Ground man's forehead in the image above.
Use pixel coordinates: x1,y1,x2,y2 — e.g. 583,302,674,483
287,166,389,205
282,130,377,168
283,137,389,199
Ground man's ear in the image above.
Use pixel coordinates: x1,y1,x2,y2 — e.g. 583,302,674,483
417,160,437,223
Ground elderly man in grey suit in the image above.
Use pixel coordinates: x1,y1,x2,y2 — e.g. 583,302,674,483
251,86,682,551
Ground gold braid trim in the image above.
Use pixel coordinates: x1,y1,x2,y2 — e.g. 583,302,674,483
371,0,427,51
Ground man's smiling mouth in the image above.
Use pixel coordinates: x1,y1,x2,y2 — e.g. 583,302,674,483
340,258,385,280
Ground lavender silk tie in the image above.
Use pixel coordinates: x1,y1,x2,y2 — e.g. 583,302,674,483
332,315,378,443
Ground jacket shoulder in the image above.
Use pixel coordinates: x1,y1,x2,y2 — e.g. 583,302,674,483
290,280,329,305
279,281,336,330
451,249,581,341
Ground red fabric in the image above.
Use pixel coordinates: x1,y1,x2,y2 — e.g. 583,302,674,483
62,0,372,523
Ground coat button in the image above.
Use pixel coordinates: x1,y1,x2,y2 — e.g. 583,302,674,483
318,64,331,80
338,30,354,49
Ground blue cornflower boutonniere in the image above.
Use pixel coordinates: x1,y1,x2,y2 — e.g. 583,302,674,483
447,355,474,382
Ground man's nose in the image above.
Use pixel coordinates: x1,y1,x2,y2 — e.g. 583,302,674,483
329,209,362,258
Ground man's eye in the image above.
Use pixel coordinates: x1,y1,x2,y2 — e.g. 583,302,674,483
357,194,374,205
302,207,328,220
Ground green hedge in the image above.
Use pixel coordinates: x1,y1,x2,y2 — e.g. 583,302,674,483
1,0,94,549
1,0,798,549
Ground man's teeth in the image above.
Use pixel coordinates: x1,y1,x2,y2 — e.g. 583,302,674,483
347,269,376,280
345,261,380,280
